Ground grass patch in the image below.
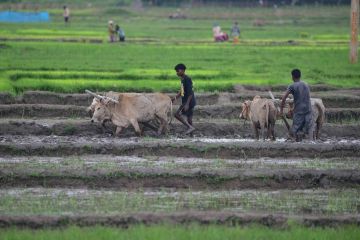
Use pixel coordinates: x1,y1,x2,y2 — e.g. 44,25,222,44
1,224,360,240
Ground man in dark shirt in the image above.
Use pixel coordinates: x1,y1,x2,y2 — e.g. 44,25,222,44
171,63,196,135
280,69,314,141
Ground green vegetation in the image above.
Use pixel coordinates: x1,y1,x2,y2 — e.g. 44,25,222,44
1,224,360,240
0,5,359,94
0,188,359,215
1,156,359,176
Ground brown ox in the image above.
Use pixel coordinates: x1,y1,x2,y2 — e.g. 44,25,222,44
239,96,277,140
286,98,325,140
89,91,172,136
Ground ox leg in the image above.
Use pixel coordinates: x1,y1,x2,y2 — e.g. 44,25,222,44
315,121,321,140
261,127,266,141
115,126,123,136
130,120,142,136
157,119,164,136
271,124,276,141
253,123,259,140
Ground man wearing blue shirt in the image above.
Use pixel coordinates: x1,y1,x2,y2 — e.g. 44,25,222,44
280,69,314,141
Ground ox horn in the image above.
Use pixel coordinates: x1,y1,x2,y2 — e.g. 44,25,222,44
85,90,104,99
85,90,119,104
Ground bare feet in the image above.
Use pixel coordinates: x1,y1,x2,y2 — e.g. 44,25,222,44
184,126,195,135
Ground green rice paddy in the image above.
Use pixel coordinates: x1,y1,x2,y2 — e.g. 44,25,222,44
0,5,359,94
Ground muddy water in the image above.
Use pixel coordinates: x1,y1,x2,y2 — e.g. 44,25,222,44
0,187,359,216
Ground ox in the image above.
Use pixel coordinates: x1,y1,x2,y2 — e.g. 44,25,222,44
286,98,325,140
239,96,278,140
86,90,172,136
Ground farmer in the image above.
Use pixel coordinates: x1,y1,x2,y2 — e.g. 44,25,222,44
280,69,314,142
63,5,70,24
115,24,125,42
171,63,196,135
230,21,241,44
108,20,116,43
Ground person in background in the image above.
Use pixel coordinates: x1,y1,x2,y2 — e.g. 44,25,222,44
171,63,196,135
115,24,126,42
212,23,228,42
230,21,241,44
63,5,70,24
108,20,116,43
280,69,314,142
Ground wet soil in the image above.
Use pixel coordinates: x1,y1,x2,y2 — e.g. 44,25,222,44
1,168,359,190
0,136,359,159
0,212,359,228
0,119,359,138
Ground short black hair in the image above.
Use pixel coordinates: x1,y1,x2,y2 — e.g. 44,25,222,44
174,63,186,71
291,69,301,79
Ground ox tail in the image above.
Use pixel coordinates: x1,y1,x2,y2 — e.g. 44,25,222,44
168,99,173,125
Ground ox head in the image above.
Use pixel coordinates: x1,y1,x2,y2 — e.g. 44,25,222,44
86,97,100,118
85,90,119,123
91,99,113,123
239,100,252,120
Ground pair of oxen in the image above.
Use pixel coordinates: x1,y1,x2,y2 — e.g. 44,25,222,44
86,90,173,136
239,95,326,141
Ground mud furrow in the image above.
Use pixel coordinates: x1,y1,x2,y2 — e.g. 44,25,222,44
0,212,359,228
0,169,359,189
0,119,359,138
0,136,359,158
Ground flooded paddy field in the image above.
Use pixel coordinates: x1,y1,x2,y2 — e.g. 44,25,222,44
0,91,359,227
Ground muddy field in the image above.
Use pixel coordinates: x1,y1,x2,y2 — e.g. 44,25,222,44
0,91,359,227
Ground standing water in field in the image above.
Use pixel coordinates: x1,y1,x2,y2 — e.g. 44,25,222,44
0,11,50,22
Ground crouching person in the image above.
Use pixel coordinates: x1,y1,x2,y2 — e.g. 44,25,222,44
280,69,314,142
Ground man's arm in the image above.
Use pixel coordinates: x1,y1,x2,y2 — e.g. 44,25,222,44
280,90,291,115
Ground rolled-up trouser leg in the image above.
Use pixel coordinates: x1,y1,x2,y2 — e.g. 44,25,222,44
303,111,314,141
291,113,305,141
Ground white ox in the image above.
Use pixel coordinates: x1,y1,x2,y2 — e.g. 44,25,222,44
239,96,278,140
